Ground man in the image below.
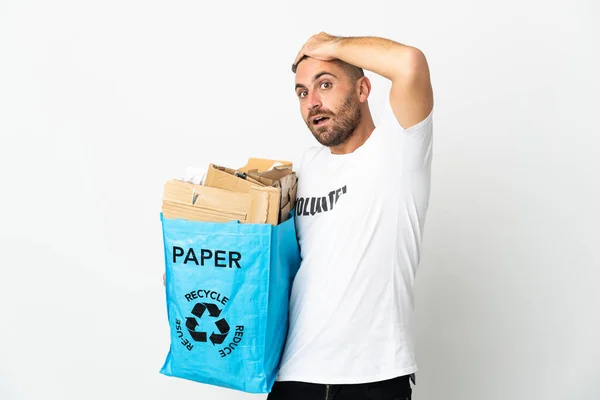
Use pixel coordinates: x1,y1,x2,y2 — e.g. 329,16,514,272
266,33,433,400
161,32,432,399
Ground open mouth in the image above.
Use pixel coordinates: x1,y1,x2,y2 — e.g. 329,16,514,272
312,116,330,126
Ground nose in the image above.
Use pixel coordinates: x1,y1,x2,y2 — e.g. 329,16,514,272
306,91,322,112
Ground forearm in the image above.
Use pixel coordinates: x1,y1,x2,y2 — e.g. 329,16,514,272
332,36,424,81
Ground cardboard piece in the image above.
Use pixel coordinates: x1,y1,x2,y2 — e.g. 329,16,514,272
161,179,280,225
204,160,297,224
204,164,281,225
279,174,298,222
238,158,292,174
205,164,269,193
162,158,298,226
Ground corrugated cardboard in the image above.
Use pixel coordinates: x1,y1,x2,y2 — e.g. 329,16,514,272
278,173,298,222
247,169,298,223
238,158,293,174
205,164,269,193
243,162,298,224
204,163,288,225
161,179,280,225
162,157,297,226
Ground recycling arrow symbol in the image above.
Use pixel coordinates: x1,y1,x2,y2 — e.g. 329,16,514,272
185,302,230,345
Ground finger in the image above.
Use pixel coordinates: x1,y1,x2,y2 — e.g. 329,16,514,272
292,47,306,72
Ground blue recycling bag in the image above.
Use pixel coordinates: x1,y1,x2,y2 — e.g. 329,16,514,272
159,212,301,393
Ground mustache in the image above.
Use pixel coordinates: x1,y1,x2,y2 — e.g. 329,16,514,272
307,108,334,120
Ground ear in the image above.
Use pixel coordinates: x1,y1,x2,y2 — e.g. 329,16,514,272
357,76,371,103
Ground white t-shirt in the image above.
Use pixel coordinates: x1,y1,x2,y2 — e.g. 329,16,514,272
276,100,433,384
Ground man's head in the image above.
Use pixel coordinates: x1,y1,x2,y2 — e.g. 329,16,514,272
294,56,370,148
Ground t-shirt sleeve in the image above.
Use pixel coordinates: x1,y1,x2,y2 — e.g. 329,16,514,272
378,99,434,172
377,100,434,223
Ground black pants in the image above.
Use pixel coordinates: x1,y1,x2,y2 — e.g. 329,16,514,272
266,374,413,400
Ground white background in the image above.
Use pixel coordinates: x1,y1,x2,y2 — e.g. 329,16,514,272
1,0,599,399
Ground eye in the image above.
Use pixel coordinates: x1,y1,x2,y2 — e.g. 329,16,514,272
320,81,332,89
298,90,308,98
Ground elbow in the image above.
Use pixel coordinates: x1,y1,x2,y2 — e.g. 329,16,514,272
392,47,429,81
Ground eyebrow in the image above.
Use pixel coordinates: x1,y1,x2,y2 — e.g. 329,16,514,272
314,71,338,81
295,71,338,91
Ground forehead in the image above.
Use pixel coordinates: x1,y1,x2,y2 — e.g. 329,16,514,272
295,58,345,85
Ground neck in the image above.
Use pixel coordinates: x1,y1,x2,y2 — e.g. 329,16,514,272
329,111,376,155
